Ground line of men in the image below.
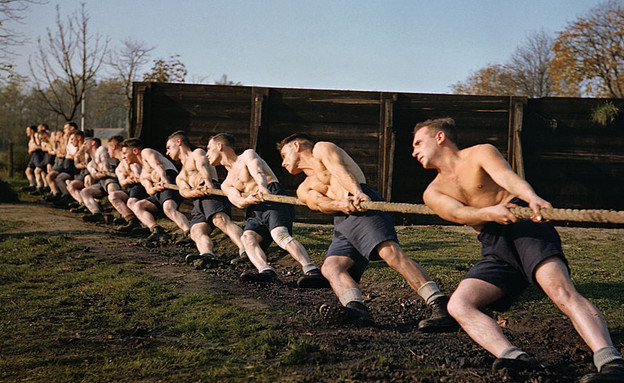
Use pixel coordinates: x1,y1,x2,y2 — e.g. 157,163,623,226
21,119,624,382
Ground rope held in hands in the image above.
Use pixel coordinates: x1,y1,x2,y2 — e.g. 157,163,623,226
161,183,624,224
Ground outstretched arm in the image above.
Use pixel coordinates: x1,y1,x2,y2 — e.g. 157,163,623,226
478,144,551,220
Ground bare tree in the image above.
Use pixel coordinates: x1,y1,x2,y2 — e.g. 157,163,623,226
28,3,109,122
451,30,555,97
0,0,42,74
506,30,554,98
108,37,155,128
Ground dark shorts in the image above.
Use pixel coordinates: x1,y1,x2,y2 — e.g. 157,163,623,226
327,184,398,283
52,156,64,170
243,182,295,251
91,177,120,195
74,168,89,183
27,150,44,169
145,169,182,209
53,158,76,175
465,199,568,311
125,183,148,200
37,152,54,170
190,184,231,229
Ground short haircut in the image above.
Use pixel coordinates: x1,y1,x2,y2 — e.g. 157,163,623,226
72,130,85,138
38,123,49,131
91,137,102,147
413,117,457,144
167,130,191,147
27,125,37,131
209,133,236,148
121,138,144,150
65,121,78,130
109,135,124,145
276,133,315,151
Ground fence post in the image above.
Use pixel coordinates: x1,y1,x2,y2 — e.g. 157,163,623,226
507,97,527,179
8,140,14,178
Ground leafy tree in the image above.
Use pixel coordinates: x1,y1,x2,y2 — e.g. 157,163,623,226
550,0,624,97
28,3,109,122
452,31,555,97
143,54,187,83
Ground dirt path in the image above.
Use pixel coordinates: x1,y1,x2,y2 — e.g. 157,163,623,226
1,202,617,382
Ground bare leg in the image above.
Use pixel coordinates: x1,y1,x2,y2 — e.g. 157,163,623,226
190,222,214,254
162,200,190,232
67,180,84,203
241,230,270,270
376,240,431,291
131,200,159,229
80,186,103,214
211,213,245,250
108,191,134,219
46,171,59,194
447,278,511,357
535,257,613,352
25,167,36,186
321,255,358,297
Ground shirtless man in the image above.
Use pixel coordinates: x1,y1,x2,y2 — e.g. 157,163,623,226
79,137,122,223
46,122,78,204
122,138,190,242
165,131,247,267
23,125,44,193
206,133,324,287
52,129,85,208
278,133,456,330
412,117,624,381
105,135,144,230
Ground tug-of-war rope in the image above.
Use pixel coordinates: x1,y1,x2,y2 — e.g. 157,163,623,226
162,184,624,224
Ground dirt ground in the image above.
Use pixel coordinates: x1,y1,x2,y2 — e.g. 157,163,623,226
1,202,621,382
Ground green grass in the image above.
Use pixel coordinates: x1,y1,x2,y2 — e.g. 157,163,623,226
0,229,324,382
0,215,623,381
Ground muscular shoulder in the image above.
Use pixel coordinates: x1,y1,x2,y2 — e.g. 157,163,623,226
239,148,259,160
312,141,338,157
462,144,501,160
192,148,206,158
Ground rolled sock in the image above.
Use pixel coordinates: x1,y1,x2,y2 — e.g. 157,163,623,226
238,247,246,256
258,266,276,274
302,263,319,274
339,288,364,307
500,346,528,360
594,346,624,371
200,252,215,257
417,281,445,305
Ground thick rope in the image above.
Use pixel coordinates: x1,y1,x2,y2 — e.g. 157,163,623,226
159,183,624,224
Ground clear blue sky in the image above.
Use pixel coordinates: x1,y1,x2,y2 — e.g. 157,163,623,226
11,0,604,93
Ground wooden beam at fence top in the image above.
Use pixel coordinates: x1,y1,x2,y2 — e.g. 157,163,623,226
508,97,527,179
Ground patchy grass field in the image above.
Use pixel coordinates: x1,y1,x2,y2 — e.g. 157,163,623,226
0,188,623,382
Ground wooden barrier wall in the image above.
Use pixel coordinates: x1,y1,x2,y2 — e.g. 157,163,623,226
132,82,623,222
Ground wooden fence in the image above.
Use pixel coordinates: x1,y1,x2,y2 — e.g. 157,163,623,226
131,82,624,223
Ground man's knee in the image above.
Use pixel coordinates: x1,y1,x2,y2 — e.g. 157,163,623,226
378,242,408,269
241,230,260,247
446,295,468,320
270,226,295,250
211,212,228,229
